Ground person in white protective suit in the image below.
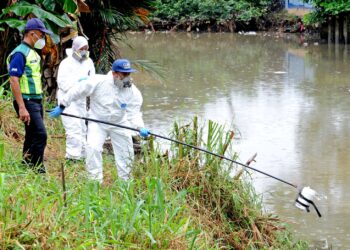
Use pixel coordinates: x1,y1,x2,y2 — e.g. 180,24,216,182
57,36,95,160
49,59,150,182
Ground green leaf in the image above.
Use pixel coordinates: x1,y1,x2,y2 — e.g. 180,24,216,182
42,0,57,12
0,19,26,32
0,173,5,188
144,230,157,245
61,13,76,29
2,2,69,28
35,0,56,12
63,0,77,13
42,20,60,44
0,84,4,98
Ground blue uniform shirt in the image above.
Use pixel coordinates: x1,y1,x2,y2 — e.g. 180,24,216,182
8,52,25,77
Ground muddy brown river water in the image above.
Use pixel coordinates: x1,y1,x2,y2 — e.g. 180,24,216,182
121,32,350,248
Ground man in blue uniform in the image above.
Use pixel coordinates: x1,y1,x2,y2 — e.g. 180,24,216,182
7,18,52,173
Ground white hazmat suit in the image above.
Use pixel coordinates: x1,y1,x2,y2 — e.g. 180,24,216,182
57,37,95,160
59,72,144,181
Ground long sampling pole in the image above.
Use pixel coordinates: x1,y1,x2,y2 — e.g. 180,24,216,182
58,112,298,189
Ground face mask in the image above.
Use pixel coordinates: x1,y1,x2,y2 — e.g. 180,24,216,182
72,50,89,62
114,75,132,88
113,76,124,88
122,76,131,88
80,50,89,59
32,33,46,49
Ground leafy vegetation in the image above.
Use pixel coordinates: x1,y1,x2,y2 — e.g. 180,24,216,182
79,0,155,72
0,0,154,100
307,0,350,16
150,0,284,31
0,93,308,248
303,0,350,24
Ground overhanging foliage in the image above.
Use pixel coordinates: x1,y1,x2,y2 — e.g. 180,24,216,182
303,0,350,24
152,0,280,24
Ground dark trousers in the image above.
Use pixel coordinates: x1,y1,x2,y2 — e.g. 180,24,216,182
13,99,47,172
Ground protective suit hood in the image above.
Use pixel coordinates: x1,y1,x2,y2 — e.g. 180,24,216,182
65,48,73,57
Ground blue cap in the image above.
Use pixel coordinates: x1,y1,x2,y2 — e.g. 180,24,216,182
112,59,137,73
25,18,52,35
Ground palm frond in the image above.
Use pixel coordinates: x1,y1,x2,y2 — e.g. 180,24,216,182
133,59,166,82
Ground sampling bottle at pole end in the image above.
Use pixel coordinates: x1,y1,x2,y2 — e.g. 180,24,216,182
295,186,322,218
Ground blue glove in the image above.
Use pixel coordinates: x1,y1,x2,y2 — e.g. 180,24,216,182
49,105,65,118
121,103,127,109
139,127,150,138
78,76,88,82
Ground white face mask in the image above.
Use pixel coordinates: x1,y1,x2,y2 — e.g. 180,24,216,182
72,50,90,62
80,50,89,57
33,33,46,49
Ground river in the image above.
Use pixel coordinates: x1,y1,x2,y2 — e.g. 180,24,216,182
121,32,350,248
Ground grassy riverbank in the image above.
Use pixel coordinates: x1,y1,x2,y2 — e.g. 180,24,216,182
0,95,308,249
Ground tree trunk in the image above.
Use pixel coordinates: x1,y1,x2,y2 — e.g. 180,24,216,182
328,18,332,44
344,16,348,44
186,23,191,32
335,16,339,44
228,20,235,33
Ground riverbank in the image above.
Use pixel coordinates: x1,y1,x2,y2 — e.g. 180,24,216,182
0,93,308,248
145,10,316,34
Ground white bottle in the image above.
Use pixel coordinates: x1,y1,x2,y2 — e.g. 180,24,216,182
295,186,317,211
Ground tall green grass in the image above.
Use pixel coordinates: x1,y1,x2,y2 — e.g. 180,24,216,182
135,117,308,249
0,141,3,162
0,99,308,249
0,164,196,249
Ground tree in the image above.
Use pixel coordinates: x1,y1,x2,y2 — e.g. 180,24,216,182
0,0,154,100
150,0,282,31
304,0,350,24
